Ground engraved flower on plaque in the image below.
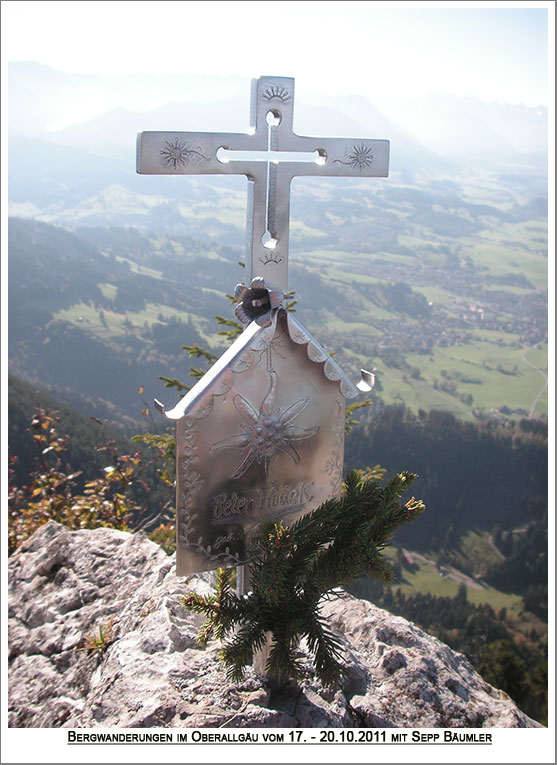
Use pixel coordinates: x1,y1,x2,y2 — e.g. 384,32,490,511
210,370,319,479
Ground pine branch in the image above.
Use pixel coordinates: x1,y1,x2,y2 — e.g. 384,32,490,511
182,343,218,364
181,470,425,688
214,315,244,340
305,611,347,686
158,375,191,394
345,399,372,434
266,634,306,682
189,367,209,381
220,620,269,682
181,567,238,644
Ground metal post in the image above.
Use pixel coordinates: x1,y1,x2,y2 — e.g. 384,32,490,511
236,563,249,596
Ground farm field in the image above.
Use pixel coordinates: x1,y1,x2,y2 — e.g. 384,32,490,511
405,341,548,416
381,545,522,612
52,300,211,344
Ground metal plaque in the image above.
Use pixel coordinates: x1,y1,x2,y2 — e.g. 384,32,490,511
159,310,374,575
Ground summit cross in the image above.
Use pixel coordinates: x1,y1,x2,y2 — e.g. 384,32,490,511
136,75,389,292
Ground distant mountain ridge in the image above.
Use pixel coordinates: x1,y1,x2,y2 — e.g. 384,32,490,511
7,62,250,133
9,61,547,167
380,93,548,161
8,62,547,237
10,96,449,175
8,62,547,240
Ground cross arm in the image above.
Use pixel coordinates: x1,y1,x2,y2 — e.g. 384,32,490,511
274,135,389,180
136,130,267,176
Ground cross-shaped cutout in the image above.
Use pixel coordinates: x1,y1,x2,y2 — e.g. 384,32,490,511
137,76,389,292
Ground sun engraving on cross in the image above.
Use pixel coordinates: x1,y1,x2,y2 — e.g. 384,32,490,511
334,143,375,171
261,85,292,102
159,138,209,170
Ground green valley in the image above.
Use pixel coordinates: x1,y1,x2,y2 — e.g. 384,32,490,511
8,158,548,427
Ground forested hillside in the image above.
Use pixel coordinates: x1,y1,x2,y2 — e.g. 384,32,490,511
8,216,548,429
343,404,548,723
345,405,548,550
7,374,168,528
8,218,234,423
7,375,132,487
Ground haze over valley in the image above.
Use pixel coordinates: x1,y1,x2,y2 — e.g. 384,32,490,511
8,64,548,427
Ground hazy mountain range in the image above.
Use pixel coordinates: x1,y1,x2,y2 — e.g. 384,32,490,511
8,62,548,235
9,62,547,165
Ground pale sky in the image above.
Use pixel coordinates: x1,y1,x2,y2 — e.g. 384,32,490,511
2,1,552,108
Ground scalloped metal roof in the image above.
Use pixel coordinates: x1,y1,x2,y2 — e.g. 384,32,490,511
156,310,374,421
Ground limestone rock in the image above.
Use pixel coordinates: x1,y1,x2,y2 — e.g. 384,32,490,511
8,522,540,728
320,595,537,728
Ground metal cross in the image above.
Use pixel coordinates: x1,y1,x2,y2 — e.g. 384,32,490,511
137,75,389,293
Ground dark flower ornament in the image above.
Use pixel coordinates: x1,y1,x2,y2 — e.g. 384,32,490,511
234,277,283,327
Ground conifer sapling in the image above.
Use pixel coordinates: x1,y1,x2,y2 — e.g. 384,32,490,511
181,469,425,688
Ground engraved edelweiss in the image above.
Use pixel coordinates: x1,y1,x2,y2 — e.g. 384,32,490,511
159,138,209,170
210,371,319,479
262,85,291,103
334,142,374,171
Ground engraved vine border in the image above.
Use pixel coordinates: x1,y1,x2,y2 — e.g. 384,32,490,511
324,399,344,496
178,414,249,566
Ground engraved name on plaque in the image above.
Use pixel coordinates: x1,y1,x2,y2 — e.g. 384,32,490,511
137,76,389,575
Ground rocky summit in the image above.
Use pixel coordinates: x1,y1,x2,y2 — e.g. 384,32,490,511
8,521,539,729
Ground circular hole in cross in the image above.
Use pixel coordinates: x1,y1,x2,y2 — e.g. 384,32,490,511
315,148,327,166
261,231,278,249
266,110,282,127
